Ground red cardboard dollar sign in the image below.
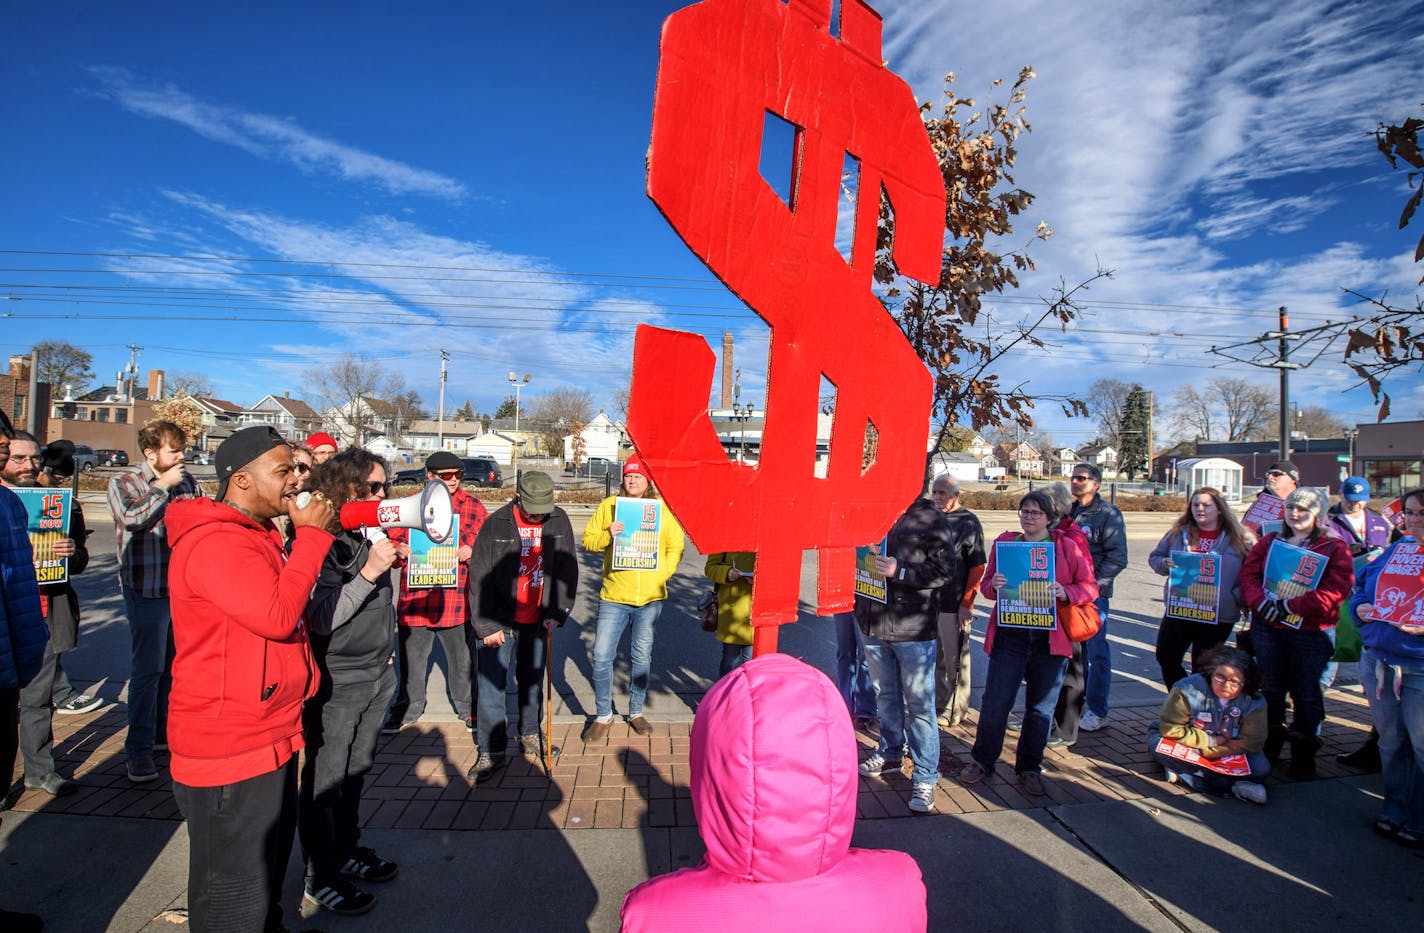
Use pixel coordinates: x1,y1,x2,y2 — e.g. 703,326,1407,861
630,0,947,653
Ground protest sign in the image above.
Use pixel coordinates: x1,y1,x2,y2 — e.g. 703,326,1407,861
1154,737,1253,776
15,487,72,585
995,540,1056,630
1368,542,1424,627
406,514,461,588
1166,550,1221,624
612,497,663,572
1263,539,1327,629
854,539,888,604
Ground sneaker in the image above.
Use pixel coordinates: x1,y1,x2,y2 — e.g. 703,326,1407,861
958,761,989,785
520,734,561,760
1018,770,1047,797
468,752,504,784
24,772,78,797
1232,782,1267,805
627,715,654,736
1046,736,1073,749
858,752,904,777
1164,768,1181,785
908,781,936,814
340,846,399,882
464,716,476,733
853,715,879,734
303,878,376,916
1079,710,1108,732
126,755,158,783
381,714,416,736
55,693,103,715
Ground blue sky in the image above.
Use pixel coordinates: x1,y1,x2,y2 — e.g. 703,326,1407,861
3,0,1422,445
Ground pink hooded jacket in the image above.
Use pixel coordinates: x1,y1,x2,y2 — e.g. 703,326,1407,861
620,654,926,932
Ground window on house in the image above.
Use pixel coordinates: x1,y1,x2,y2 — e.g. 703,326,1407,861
97,408,110,423
116,408,128,424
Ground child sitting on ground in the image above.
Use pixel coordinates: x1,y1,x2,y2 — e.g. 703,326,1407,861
1148,645,1271,804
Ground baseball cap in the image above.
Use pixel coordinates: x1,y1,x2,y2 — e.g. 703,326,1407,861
216,426,289,501
1267,460,1299,481
517,470,555,515
306,432,338,451
1341,476,1370,502
426,450,462,473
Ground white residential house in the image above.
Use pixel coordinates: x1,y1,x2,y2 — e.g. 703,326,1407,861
365,435,415,465
240,394,324,440
966,432,995,460
325,396,399,447
562,411,622,464
1046,446,1079,477
403,419,484,456
173,396,245,449
1077,443,1120,479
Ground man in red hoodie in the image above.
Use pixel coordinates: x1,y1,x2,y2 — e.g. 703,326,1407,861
165,426,335,933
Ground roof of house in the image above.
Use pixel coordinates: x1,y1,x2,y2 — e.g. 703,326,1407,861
404,419,482,437
258,394,321,419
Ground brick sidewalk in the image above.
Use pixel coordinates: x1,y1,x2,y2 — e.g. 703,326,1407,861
8,691,1377,829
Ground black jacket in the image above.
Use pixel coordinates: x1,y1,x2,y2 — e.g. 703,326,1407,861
43,500,90,653
856,498,955,643
468,503,579,639
307,531,396,684
1070,494,1128,597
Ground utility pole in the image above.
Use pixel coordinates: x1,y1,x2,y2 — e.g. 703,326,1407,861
124,344,143,401
1274,307,1292,461
1147,390,1154,483
437,349,449,450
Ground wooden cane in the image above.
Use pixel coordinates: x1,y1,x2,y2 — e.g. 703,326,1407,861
543,624,554,775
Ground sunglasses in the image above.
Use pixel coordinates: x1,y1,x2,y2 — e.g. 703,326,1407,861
293,463,311,475
1266,470,1288,477
435,470,463,480
1070,475,1092,482
368,481,391,495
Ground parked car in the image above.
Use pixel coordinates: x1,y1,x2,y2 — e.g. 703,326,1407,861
566,456,615,478
95,448,129,467
71,445,99,472
184,447,210,465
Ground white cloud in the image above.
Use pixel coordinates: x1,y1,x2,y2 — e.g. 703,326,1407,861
87,66,467,201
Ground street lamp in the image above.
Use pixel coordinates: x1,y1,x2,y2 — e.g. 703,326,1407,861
731,401,755,461
508,371,531,475
1344,427,1358,472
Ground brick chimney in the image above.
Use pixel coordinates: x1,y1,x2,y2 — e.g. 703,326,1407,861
147,369,165,399
721,333,733,409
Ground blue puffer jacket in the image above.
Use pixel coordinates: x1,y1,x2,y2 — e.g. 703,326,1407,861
1351,536,1424,665
1,485,47,690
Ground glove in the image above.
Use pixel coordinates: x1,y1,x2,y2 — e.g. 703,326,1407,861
1256,596,1284,625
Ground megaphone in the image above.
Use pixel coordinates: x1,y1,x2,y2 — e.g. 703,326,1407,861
330,480,455,543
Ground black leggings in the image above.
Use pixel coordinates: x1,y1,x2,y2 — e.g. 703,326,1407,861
1155,613,1237,688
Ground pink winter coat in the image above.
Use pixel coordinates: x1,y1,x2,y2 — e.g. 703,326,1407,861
620,654,926,932
980,528,1099,659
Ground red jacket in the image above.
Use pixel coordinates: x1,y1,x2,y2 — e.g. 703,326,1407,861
1239,532,1353,632
165,498,334,787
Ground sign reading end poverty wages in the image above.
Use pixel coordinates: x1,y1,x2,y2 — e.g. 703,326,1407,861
1154,737,1252,776
1263,539,1327,629
854,539,888,604
612,498,663,572
14,488,72,585
406,515,461,589
1166,551,1221,624
996,540,1057,630
1369,541,1424,627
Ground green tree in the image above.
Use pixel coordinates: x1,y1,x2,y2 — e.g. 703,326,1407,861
454,400,475,420
30,340,95,395
493,395,519,420
1118,384,1150,480
936,424,977,453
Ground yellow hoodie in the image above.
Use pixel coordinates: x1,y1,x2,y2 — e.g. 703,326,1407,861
582,494,686,606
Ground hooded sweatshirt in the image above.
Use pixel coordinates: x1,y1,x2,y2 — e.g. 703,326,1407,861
620,654,925,932
165,497,334,787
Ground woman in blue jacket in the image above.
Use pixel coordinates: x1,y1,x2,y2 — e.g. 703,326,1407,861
1349,485,1424,849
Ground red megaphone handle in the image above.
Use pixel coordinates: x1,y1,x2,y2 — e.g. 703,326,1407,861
340,500,382,531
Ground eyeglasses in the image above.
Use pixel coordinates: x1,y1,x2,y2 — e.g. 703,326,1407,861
368,481,391,495
435,470,463,480
1211,673,1244,688
1019,508,1046,517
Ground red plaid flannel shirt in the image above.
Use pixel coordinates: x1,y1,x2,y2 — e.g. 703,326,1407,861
387,486,488,628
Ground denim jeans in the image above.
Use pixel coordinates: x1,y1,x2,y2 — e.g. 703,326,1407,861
834,612,876,719
973,629,1069,774
719,642,752,679
475,625,547,756
1083,597,1112,718
592,600,662,718
1361,650,1424,833
863,637,939,785
1252,623,1334,740
122,585,173,759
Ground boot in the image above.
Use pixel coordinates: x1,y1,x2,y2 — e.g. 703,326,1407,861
1264,725,1287,763
1336,729,1381,773
1289,735,1322,780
